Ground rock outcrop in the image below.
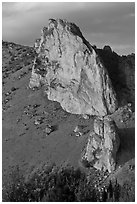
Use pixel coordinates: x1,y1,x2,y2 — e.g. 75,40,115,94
29,19,118,116
97,48,135,108
82,117,120,172
103,45,112,53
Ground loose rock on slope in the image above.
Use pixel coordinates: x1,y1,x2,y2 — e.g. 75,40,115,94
29,19,118,116
82,117,120,172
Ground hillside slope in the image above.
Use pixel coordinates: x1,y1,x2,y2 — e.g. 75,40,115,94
2,41,135,192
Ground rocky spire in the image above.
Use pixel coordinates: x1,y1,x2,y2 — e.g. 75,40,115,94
29,19,118,116
82,117,120,173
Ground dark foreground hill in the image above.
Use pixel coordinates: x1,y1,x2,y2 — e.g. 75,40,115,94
2,40,135,201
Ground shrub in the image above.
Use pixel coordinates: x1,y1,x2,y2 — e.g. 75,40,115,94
2,164,135,202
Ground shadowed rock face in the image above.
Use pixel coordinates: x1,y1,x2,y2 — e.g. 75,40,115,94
29,19,118,116
83,117,120,173
97,48,135,108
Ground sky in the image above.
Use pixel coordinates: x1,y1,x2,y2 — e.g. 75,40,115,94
2,2,135,55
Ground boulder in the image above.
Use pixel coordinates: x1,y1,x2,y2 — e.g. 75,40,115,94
82,114,90,119
73,125,83,137
73,126,80,133
45,126,52,135
82,117,120,172
29,19,118,116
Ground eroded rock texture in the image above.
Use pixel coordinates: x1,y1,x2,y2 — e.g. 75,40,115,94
29,19,118,116
82,117,120,172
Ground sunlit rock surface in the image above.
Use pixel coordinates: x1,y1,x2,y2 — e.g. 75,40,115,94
29,19,118,116
83,117,120,172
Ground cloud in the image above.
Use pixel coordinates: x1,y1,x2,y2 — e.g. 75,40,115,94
2,2,135,55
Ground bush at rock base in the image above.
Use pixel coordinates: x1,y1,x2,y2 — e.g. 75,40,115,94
2,164,134,202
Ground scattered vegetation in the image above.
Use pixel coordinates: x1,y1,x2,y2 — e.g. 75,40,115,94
2,164,135,202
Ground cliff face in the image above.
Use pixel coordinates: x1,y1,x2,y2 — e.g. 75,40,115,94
97,48,135,108
29,19,118,116
82,117,120,173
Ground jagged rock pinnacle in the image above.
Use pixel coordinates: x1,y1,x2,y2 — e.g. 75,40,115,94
29,19,118,116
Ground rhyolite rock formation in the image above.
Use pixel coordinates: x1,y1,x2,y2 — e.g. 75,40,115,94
29,19,120,172
82,117,120,172
29,19,118,116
